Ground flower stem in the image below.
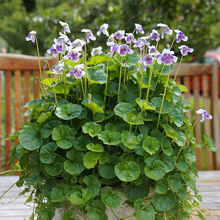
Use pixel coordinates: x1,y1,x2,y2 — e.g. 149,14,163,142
117,58,123,103
104,57,109,105
35,37,45,97
81,78,85,98
129,124,132,132
110,208,120,220
170,36,176,50
123,58,127,89
176,121,197,159
156,65,171,129
63,71,67,100
174,55,183,81
84,41,87,97
50,73,58,107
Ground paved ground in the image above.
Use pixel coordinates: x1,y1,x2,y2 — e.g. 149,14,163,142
0,171,220,220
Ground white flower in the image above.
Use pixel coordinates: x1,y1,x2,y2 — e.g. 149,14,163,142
91,46,103,56
97,23,109,36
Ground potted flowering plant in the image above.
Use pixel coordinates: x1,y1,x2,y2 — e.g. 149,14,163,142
9,22,214,220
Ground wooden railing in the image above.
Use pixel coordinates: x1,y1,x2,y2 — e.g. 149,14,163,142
0,55,219,171
0,54,56,171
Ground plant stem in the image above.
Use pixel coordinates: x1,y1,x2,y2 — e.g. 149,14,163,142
0,182,16,199
123,58,127,89
84,39,87,97
156,65,171,129
176,121,197,159
50,73,58,107
104,57,109,105
174,55,183,81
110,208,120,220
164,212,167,220
63,71,67,100
35,37,45,97
129,124,132,132
81,78,85,99
117,58,123,103
170,36,176,50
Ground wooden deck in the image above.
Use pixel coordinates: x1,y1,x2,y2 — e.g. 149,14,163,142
0,171,220,220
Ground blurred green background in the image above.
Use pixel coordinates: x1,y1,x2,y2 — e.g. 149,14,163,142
0,0,220,56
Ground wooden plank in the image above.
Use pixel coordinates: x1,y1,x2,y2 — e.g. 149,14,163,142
176,76,181,84
0,54,56,71
5,71,12,171
14,70,21,131
202,75,213,170
33,70,40,99
211,63,220,169
183,76,191,120
0,73,2,171
23,70,30,122
193,76,202,170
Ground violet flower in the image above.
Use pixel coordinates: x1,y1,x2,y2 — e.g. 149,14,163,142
125,33,136,44
59,21,70,34
150,29,160,41
107,42,119,55
59,32,71,45
174,29,188,43
81,29,96,43
119,44,133,56
54,61,64,73
54,38,65,53
133,37,149,51
178,45,193,56
113,30,125,40
47,44,58,55
26,31,36,43
139,54,154,66
157,23,173,39
71,39,85,49
67,64,85,79
196,109,212,122
135,23,144,34
148,45,156,54
157,49,178,65
97,23,109,36
91,46,103,56
66,47,81,62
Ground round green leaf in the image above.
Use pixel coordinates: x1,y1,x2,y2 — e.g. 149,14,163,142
98,130,121,145
136,98,156,111
121,130,138,149
155,179,168,194
114,102,133,118
143,137,160,155
167,174,182,192
161,137,173,156
19,125,43,150
123,112,144,125
83,175,101,198
152,192,176,211
101,186,122,208
83,152,101,169
87,67,106,84
40,142,57,164
86,143,104,152
52,125,75,149
51,183,69,202
82,122,101,137
144,160,167,180
98,164,116,179
151,97,172,114
55,103,82,120
44,157,63,176
115,161,140,182
64,160,84,175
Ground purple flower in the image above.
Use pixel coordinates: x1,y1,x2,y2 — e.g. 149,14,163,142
59,21,71,34
150,29,160,41
54,38,65,53
178,45,193,56
174,29,188,43
133,37,149,51
59,33,71,45
119,44,133,56
125,33,136,44
113,30,125,40
107,42,119,55
81,29,96,43
97,23,109,36
91,46,103,56
71,39,85,49
67,64,85,79
54,61,64,73
66,48,81,62
47,44,58,55
196,109,212,122
157,49,178,65
135,24,144,34
157,23,173,39
148,45,156,54
139,54,154,66
26,31,36,43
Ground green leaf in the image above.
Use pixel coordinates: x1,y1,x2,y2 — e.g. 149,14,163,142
42,78,59,86
51,183,69,202
87,67,106,84
19,125,43,151
167,174,182,192
123,112,144,125
40,142,57,164
44,156,63,176
151,97,172,114
176,158,189,172
115,161,140,182
62,210,75,220
185,147,196,162
136,98,156,111
121,130,138,149
101,186,122,208
87,55,110,65
41,120,62,139
83,152,101,169
83,175,101,198
98,130,121,145
114,102,133,118
98,164,116,179
155,179,168,194
82,122,101,137
144,160,167,180
152,192,176,211
55,103,82,120
73,135,91,151
52,125,75,149
37,112,51,123
161,137,173,156
125,52,139,67
203,134,217,151
86,143,104,152
134,199,155,220
82,98,104,114
143,136,160,155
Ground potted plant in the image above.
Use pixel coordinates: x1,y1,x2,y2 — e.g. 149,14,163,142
9,22,215,220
